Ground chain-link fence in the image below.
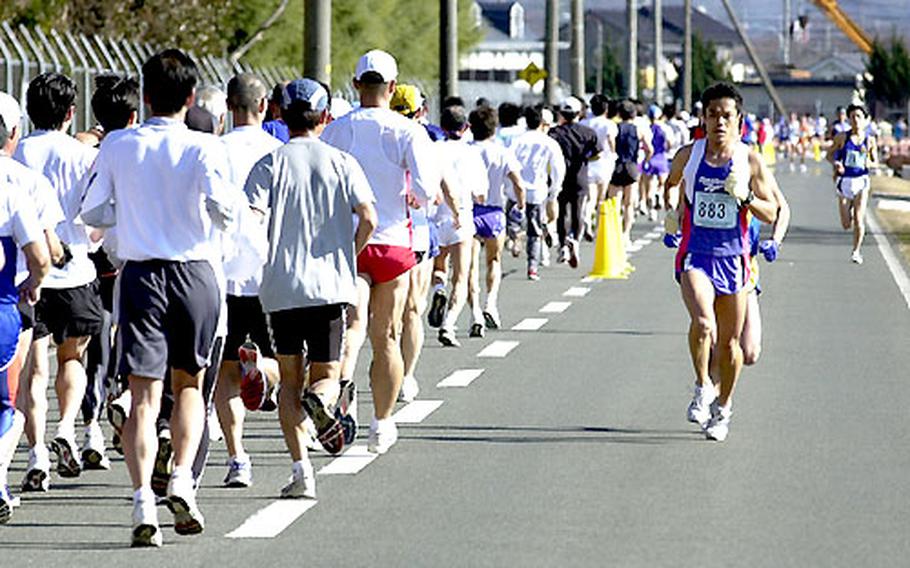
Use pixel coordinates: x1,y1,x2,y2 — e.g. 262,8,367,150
0,22,300,134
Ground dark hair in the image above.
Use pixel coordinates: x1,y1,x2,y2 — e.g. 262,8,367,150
469,106,498,141
0,115,9,147
26,72,77,130
846,103,866,118
498,102,521,127
142,49,199,115
91,74,139,132
475,97,490,108
618,100,636,121
227,73,267,115
442,95,465,109
607,98,619,118
700,81,743,116
836,106,846,114
590,94,609,117
440,105,467,136
185,106,217,133
282,81,332,132
523,106,542,130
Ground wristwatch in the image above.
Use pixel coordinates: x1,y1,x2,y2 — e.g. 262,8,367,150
741,190,755,207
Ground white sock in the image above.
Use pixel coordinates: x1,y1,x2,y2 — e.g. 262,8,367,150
291,459,309,477
171,465,192,480
134,486,154,503
231,452,250,464
433,282,445,294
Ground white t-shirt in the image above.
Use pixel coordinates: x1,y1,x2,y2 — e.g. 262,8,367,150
472,139,521,208
14,130,98,289
511,130,566,205
434,139,488,227
582,115,618,179
81,117,235,263
321,107,440,249
221,125,283,296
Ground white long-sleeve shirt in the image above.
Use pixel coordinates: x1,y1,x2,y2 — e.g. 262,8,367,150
511,129,566,205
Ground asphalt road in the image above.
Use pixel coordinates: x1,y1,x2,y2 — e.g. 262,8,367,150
4,168,910,567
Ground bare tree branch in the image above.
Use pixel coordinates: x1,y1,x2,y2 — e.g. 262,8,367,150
228,0,290,64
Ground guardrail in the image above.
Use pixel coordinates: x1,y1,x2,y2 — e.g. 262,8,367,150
0,22,300,133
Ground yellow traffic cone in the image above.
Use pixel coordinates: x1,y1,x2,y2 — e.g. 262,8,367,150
589,197,633,279
813,139,822,162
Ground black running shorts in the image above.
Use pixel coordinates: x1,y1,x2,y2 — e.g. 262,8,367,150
34,281,105,344
223,295,275,361
267,303,347,362
118,260,220,379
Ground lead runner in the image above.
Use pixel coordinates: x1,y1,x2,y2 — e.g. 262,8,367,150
665,82,780,442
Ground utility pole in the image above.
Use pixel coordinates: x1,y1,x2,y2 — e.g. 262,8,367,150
570,0,585,95
545,0,559,105
782,0,791,65
683,0,692,109
304,0,332,85
653,0,663,104
594,17,604,94
440,0,458,103
627,0,637,99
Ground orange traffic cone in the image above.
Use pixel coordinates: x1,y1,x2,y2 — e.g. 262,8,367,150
589,197,634,279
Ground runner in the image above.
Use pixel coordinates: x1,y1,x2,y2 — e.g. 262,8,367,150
511,106,566,280
549,96,601,269
467,105,524,335
14,72,105,482
0,91,52,522
213,73,283,489
322,50,439,454
245,78,376,498
608,100,652,246
581,94,617,242
665,82,779,442
828,104,877,265
82,49,235,546
263,82,290,143
641,105,671,222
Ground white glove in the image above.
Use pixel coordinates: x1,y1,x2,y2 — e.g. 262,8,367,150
664,211,679,234
724,165,751,202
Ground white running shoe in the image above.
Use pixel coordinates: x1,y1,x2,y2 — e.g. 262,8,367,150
81,421,111,471
223,457,253,488
0,485,15,524
686,382,716,427
557,245,569,264
851,250,863,265
51,431,82,478
483,307,502,330
301,417,324,452
131,496,162,547
166,473,205,535
398,375,420,403
367,418,398,455
704,402,733,442
22,446,50,492
280,459,316,499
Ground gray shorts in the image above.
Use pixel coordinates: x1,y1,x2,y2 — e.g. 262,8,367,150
118,260,220,379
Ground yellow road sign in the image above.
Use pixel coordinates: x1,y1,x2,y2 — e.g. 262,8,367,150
518,62,547,87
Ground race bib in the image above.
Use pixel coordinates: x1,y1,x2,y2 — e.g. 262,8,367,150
845,149,866,169
693,191,737,229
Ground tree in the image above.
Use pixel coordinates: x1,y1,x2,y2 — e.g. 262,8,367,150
672,32,730,105
587,44,625,97
865,37,910,108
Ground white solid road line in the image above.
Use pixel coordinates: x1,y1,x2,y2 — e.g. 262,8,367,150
477,340,520,358
318,444,379,475
226,499,318,539
437,369,485,388
868,212,910,311
393,400,444,424
511,317,548,331
539,301,571,313
644,231,661,239
563,287,590,297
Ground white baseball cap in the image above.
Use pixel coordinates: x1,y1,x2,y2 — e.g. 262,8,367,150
355,50,398,83
0,91,21,137
559,96,583,114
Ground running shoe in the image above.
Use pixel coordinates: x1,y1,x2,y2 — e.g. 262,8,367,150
686,383,715,427
280,459,316,499
301,391,345,456
239,341,268,411
111,432,123,456
302,417,322,451
131,496,162,547
567,239,579,269
336,379,358,445
81,421,111,471
527,269,540,281
583,227,595,242
427,289,447,328
469,323,485,338
704,402,733,442
541,246,551,267
166,473,205,535
482,308,501,330
0,485,16,524
557,246,569,264
151,430,172,498
107,389,130,437
398,375,420,402
223,457,252,488
851,250,863,265
22,447,50,492
510,237,521,258
438,328,461,348
367,418,398,455
544,229,553,248
51,433,82,478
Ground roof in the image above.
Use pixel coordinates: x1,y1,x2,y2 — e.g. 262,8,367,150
586,5,738,47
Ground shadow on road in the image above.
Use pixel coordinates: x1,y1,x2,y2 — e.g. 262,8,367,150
400,423,703,445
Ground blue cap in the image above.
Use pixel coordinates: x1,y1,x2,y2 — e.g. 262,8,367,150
282,79,329,112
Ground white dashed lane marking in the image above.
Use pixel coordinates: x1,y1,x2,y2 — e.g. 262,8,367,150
511,318,548,331
477,340,520,358
226,500,318,539
563,287,591,297
392,400,444,424
539,301,571,313
318,445,378,475
437,369,485,388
